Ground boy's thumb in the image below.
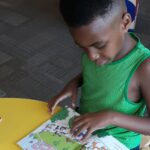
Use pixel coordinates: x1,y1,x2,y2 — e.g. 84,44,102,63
72,102,76,108
71,94,77,108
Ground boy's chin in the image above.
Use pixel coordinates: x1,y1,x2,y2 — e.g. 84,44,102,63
95,59,113,66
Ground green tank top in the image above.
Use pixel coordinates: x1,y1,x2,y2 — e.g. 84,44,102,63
79,33,150,149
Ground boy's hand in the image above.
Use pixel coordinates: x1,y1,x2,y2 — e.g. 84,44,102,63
48,92,71,114
71,111,112,142
48,80,78,114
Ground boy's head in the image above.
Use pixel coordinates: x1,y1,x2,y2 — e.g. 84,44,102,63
60,0,132,65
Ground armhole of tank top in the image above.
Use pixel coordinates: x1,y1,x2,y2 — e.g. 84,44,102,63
124,55,150,105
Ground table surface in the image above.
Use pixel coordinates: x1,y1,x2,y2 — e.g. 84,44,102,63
0,98,60,150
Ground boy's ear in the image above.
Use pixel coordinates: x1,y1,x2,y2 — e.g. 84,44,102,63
121,12,132,32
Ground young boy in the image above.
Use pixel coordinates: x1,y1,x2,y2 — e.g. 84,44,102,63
48,0,150,149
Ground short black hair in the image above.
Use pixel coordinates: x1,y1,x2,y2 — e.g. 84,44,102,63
59,0,114,27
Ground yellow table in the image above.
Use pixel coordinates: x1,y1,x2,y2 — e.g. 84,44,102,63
0,98,60,150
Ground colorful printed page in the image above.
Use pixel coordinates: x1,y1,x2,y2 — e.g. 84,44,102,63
17,107,129,150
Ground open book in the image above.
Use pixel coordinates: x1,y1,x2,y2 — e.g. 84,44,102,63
17,106,129,150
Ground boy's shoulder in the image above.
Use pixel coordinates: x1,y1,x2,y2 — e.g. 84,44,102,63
136,57,150,87
137,57,150,74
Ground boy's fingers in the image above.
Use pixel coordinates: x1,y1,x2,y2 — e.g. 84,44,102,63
48,107,52,113
48,92,72,114
71,93,77,108
73,124,87,137
71,121,84,133
71,103,76,109
73,116,83,125
82,128,92,142
48,98,58,114
48,98,55,110
71,101,77,110
74,116,81,121
48,103,52,113
51,98,61,114
51,93,70,113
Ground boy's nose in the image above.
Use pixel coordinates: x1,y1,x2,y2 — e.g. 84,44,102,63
88,51,100,61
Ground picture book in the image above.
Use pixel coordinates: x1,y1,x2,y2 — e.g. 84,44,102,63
17,106,129,150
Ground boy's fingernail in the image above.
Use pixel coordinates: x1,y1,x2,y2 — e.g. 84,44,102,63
72,103,75,108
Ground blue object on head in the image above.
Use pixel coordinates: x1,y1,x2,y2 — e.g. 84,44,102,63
125,0,136,22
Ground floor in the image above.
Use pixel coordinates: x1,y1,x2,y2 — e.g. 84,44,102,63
0,0,150,107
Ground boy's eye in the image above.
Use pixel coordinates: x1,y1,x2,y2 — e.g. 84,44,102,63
95,44,106,50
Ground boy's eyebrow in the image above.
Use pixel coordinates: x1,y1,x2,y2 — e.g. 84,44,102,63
75,41,105,48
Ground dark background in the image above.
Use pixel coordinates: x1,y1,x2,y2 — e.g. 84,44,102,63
0,0,149,107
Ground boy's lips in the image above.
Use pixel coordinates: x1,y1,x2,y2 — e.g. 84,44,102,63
95,57,108,65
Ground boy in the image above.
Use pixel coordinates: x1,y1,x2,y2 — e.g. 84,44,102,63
48,0,150,149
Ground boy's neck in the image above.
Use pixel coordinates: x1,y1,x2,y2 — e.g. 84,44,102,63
114,33,137,61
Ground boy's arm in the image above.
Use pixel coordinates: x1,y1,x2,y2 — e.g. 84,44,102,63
71,72,83,87
71,59,150,139
48,72,83,112
68,72,83,107
110,58,150,135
